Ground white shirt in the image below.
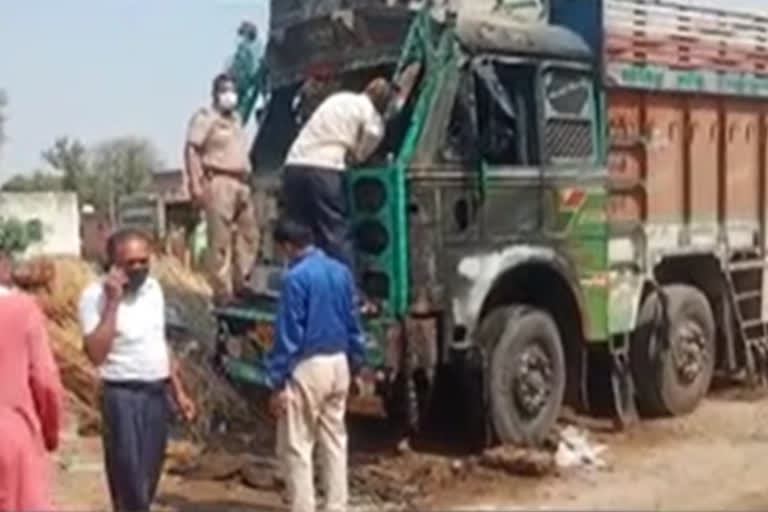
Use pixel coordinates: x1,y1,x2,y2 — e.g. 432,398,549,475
78,276,170,382
285,92,385,171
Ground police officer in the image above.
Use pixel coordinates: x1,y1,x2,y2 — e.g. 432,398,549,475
185,73,259,304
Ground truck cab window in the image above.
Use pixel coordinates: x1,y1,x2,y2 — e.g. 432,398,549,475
473,61,538,166
542,68,595,163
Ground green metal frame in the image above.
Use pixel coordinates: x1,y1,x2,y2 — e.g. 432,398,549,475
347,6,458,318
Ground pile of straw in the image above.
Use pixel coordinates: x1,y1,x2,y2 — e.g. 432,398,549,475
14,257,102,434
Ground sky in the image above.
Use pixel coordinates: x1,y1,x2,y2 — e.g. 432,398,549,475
0,0,269,182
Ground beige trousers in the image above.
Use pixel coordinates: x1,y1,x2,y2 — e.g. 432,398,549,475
277,353,350,512
203,174,260,300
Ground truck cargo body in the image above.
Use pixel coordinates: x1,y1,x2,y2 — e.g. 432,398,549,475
608,89,768,264
595,0,768,328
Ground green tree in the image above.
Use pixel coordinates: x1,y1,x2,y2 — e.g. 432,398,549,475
6,136,162,217
41,136,89,192
1,171,63,192
91,136,162,218
0,216,43,254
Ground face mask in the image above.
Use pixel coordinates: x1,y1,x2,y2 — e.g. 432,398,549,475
124,267,149,294
217,91,238,112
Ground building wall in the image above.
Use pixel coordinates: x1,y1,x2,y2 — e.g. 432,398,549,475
153,169,188,203
0,192,81,257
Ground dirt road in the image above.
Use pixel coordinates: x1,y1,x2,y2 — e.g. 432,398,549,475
54,388,768,511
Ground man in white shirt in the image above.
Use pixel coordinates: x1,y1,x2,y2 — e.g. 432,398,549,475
280,77,396,274
78,228,196,512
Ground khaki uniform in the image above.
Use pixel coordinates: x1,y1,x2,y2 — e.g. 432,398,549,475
186,107,259,299
277,353,350,512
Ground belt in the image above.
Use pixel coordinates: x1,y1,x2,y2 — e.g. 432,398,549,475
102,378,170,393
300,344,345,360
204,167,250,181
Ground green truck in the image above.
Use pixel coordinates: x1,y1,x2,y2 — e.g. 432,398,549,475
214,0,768,446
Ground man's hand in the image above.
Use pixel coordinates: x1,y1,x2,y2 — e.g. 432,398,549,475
269,389,290,417
189,181,207,209
350,367,376,397
176,391,197,421
104,266,126,303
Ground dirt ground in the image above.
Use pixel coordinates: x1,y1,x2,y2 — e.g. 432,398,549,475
51,383,768,512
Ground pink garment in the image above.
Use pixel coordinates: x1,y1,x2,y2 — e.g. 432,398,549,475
0,289,63,511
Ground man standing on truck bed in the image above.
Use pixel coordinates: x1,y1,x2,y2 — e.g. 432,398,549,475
185,72,259,305
280,77,395,279
265,216,366,512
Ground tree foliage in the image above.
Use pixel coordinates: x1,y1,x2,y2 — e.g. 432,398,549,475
2,171,63,192
41,137,88,192
1,135,162,214
0,216,43,254
91,136,159,202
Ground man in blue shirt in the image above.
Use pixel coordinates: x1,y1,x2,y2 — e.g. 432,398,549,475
265,217,366,512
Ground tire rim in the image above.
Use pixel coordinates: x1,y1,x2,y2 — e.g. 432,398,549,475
512,343,553,419
672,320,707,385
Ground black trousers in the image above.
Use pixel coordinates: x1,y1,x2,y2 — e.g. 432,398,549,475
101,380,171,512
281,164,356,272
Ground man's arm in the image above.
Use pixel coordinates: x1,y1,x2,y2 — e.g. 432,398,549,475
352,110,385,165
168,354,196,420
344,269,366,374
26,298,63,452
184,110,212,201
79,288,119,367
265,274,306,391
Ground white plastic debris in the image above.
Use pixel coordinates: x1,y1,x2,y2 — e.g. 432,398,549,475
555,426,608,470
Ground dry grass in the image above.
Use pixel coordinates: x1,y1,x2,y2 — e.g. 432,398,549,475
152,256,215,346
14,257,101,435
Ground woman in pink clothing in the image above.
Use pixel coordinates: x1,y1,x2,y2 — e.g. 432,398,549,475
0,250,63,511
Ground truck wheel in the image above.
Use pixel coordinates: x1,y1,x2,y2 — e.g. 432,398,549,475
482,305,566,445
631,284,715,417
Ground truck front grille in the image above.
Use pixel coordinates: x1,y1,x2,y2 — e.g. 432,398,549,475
545,118,594,160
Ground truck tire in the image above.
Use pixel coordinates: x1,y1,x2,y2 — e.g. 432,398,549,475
481,305,566,445
631,284,715,417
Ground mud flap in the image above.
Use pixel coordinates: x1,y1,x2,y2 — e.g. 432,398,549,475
609,334,639,430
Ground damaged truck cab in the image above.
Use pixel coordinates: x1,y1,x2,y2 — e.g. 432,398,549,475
216,0,768,446
401,13,612,445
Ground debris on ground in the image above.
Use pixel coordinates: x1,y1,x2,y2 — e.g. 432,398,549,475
478,446,555,477
168,450,281,490
555,425,608,471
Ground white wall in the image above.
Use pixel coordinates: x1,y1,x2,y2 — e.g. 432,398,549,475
0,192,81,257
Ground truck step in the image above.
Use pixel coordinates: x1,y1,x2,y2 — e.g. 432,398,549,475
741,319,765,330
745,336,768,347
728,261,767,273
736,291,763,303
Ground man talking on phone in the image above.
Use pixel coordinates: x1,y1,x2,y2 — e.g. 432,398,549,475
78,228,196,512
